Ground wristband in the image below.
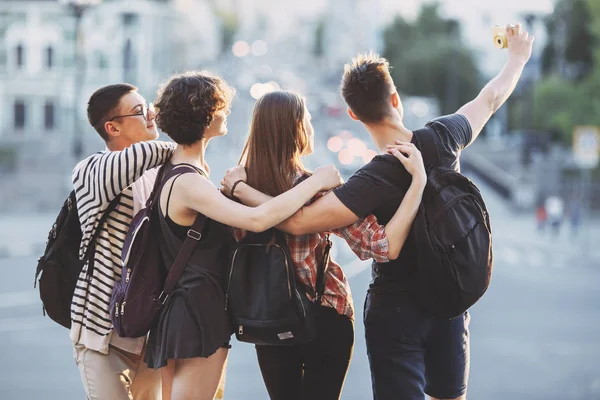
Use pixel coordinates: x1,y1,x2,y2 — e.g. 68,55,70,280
230,179,245,199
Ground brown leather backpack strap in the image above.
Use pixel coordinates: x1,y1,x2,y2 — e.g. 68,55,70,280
314,234,332,305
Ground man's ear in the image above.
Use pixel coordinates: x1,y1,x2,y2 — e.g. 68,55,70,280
347,108,360,121
391,92,400,109
104,121,120,138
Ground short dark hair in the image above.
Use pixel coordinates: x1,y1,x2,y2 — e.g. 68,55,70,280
340,53,396,123
154,71,233,145
87,83,137,141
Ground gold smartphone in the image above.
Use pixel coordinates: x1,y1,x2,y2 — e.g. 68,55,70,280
492,26,508,49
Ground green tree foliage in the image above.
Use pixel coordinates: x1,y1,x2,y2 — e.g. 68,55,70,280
542,0,596,80
588,0,600,62
0,146,17,173
314,19,325,58
215,9,240,55
382,3,480,114
531,0,600,144
565,0,596,76
532,77,600,141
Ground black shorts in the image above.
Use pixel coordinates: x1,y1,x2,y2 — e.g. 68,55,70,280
364,289,470,400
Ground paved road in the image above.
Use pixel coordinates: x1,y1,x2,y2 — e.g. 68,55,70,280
1,175,599,399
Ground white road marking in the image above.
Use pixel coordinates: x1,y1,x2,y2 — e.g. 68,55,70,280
0,290,40,309
0,315,55,333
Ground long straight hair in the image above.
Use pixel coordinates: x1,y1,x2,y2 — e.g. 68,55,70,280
239,90,310,197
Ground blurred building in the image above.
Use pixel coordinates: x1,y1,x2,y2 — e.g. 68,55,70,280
227,0,385,76
0,0,220,149
322,0,383,71
0,0,221,211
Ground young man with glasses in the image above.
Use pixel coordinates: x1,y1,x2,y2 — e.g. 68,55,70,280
71,84,174,399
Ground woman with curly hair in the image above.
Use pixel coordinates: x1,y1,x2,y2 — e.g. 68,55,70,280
221,90,427,400
143,72,344,400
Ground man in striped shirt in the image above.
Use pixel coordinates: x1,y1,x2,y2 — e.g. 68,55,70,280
71,83,174,399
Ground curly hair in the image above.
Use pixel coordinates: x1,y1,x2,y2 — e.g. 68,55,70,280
154,71,233,145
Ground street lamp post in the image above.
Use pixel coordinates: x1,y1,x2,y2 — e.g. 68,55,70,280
60,0,100,161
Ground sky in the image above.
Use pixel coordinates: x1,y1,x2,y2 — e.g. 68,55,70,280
231,0,555,76
232,0,555,49
234,0,555,21
386,0,554,19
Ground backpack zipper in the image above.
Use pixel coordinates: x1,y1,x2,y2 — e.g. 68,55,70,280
295,288,307,317
226,244,291,310
121,216,149,266
449,244,457,257
430,194,471,223
125,268,131,283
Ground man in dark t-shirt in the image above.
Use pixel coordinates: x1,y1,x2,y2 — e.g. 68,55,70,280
334,114,472,292
230,25,534,400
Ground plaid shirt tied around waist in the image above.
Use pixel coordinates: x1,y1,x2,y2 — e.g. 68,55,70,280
234,192,389,320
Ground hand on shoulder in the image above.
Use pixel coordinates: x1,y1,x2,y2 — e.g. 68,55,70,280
386,141,427,184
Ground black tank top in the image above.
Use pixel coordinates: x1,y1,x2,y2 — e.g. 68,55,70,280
162,163,207,240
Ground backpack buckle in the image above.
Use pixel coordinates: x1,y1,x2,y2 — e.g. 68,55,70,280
187,229,202,240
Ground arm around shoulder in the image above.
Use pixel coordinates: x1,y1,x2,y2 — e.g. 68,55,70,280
224,179,360,235
279,191,361,236
180,167,342,233
72,140,175,204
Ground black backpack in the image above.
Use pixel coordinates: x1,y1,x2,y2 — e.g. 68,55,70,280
225,229,331,346
409,128,493,319
111,165,206,338
34,191,120,328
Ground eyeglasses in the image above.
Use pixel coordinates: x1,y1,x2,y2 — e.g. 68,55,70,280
108,103,154,122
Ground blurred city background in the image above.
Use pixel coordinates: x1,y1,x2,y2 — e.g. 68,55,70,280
0,0,599,398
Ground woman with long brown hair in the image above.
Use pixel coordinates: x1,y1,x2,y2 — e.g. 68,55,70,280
144,74,344,400
222,90,426,399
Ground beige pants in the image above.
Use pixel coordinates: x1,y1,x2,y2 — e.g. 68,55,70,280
73,343,161,400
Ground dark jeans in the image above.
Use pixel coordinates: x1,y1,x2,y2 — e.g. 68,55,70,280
364,290,470,400
255,305,354,400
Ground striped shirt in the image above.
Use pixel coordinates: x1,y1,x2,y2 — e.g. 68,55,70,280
70,141,174,354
